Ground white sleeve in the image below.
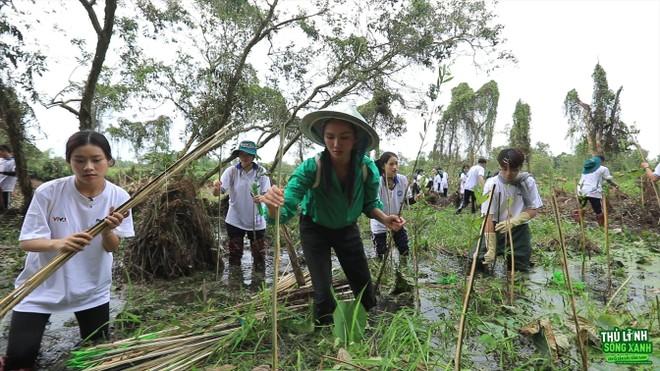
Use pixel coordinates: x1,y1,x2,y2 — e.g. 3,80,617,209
114,190,135,238
220,167,232,192
19,187,53,241
259,174,271,194
602,167,613,180
525,178,544,209
654,163,660,177
478,167,485,177
481,178,495,215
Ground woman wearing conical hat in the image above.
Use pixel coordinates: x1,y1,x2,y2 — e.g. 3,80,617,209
262,105,405,326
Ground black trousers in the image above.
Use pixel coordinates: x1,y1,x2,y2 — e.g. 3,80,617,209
372,228,409,256
580,196,603,215
299,215,376,324
0,191,9,210
457,189,477,213
4,302,110,370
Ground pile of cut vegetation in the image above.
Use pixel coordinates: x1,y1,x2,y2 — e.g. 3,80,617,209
122,178,216,279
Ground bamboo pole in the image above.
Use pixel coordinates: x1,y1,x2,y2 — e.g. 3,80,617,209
605,274,632,309
506,206,515,306
0,126,236,318
216,152,223,281
281,226,305,287
550,191,589,371
575,182,587,279
271,119,288,370
640,175,645,208
603,194,612,296
454,184,496,371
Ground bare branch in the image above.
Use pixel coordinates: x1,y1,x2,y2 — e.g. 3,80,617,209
78,0,102,36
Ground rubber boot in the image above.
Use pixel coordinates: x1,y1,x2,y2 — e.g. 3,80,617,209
251,238,266,271
227,237,244,266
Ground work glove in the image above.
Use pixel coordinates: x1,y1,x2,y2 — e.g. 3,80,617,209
482,232,497,265
494,211,532,234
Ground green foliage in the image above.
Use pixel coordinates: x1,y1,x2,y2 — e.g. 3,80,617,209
509,99,531,167
564,63,631,156
106,115,172,159
333,294,367,346
434,80,499,164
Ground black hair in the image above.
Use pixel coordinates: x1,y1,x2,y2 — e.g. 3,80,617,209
65,130,114,164
596,154,605,162
497,148,525,170
375,151,397,176
0,144,11,152
320,120,358,204
477,158,487,165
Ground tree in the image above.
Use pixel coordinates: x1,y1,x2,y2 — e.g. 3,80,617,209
37,1,118,130
433,80,499,164
509,99,531,170
0,0,45,210
0,81,33,210
564,63,629,156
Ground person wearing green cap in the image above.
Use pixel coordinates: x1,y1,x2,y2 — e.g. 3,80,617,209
578,155,618,226
261,105,406,326
213,140,271,270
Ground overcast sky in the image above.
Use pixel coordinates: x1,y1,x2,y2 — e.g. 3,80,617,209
25,0,660,163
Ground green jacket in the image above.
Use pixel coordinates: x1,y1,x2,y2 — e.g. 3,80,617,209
274,153,383,229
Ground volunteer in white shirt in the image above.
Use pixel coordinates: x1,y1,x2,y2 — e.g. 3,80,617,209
641,161,660,182
578,155,618,226
370,152,409,260
439,168,449,197
456,158,487,214
476,148,543,272
1,131,134,371
0,144,17,210
213,140,271,269
432,168,442,195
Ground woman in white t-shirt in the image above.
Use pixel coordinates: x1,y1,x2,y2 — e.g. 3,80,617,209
370,152,409,260
1,131,134,370
213,140,271,270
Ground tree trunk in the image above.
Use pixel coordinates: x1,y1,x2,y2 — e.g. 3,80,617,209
0,84,33,211
78,0,117,130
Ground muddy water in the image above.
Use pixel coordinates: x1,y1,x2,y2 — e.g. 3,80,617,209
0,292,125,370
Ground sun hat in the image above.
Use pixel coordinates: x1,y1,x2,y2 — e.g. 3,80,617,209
300,105,379,152
230,140,258,159
582,156,601,174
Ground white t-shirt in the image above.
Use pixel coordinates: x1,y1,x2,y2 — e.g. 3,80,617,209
578,166,613,199
481,175,543,223
441,171,449,189
464,165,485,191
459,173,467,194
371,174,408,234
15,176,134,313
432,174,442,192
221,163,271,231
654,163,660,177
0,157,17,192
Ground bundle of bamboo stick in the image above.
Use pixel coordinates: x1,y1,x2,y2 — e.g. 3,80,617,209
68,272,353,370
